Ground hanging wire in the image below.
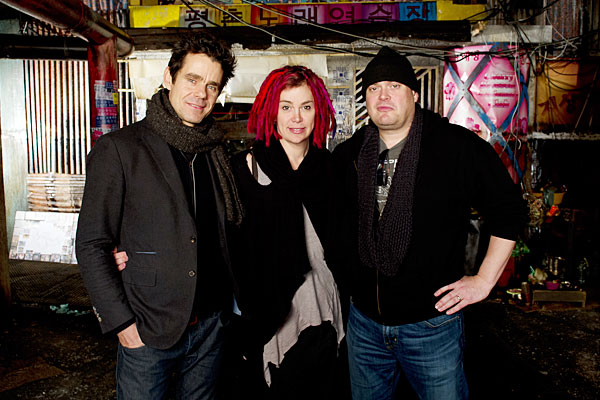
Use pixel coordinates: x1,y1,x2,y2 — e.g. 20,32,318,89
178,0,593,67
240,0,454,59
187,0,358,55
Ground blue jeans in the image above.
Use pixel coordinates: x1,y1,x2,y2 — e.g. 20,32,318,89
347,303,468,400
116,312,225,400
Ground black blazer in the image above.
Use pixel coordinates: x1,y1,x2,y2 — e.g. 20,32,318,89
76,119,232,349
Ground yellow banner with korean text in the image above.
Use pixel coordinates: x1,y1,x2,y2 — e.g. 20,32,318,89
129,1,485,28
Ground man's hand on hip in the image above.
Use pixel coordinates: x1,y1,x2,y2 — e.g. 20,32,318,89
433,274,494,315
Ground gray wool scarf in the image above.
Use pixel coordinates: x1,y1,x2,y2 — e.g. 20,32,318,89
146,89,243,225
357,104,423,277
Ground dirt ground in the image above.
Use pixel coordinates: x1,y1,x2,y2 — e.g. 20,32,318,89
0,304,116,399
1,292,598,400
465,297,599,400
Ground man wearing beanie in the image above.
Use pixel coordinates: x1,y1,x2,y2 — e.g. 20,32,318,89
76,32,243,399
328,46,527,399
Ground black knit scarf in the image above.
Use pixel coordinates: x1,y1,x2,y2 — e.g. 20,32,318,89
357,104,423,277
146,89,243,225
252,140,330,242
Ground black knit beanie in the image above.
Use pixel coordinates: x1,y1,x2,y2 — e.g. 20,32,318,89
361,46,418,99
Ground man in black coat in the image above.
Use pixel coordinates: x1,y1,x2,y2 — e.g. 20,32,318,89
76,32,242,399
328,47,528,399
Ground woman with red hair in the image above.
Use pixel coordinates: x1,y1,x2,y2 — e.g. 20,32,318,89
231,65,345,399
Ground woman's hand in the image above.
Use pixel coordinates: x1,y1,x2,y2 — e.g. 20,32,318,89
112,247,129,272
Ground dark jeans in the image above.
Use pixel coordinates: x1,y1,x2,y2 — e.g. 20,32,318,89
347,303,468,400
116,312,225,400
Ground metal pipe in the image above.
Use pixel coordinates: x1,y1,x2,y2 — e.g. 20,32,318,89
0,0,133,57
0,34,88,60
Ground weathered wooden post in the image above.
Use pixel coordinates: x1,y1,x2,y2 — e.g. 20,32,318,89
0,108,12,311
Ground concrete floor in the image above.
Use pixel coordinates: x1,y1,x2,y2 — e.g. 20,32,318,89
1,260,598,399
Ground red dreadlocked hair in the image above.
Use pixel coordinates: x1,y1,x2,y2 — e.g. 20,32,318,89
247,65,336,148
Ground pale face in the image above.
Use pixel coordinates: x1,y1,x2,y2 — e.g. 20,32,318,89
163,53,223,127
365,81,419,134
276,84,316,149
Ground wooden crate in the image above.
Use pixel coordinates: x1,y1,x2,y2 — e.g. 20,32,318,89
532,290,586,307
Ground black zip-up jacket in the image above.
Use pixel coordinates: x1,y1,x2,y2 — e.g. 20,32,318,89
328,109,528,326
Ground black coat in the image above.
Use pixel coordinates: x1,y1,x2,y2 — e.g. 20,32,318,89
230,142,331,344
76,119,233,349
328,109,528,325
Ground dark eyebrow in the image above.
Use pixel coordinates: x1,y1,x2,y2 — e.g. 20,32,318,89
279,99,314,105
184,73,221,87
184,72,201,81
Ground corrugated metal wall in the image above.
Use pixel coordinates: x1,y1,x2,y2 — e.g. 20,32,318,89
23,60,91,175
23,58,137,176
546,0,583,42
